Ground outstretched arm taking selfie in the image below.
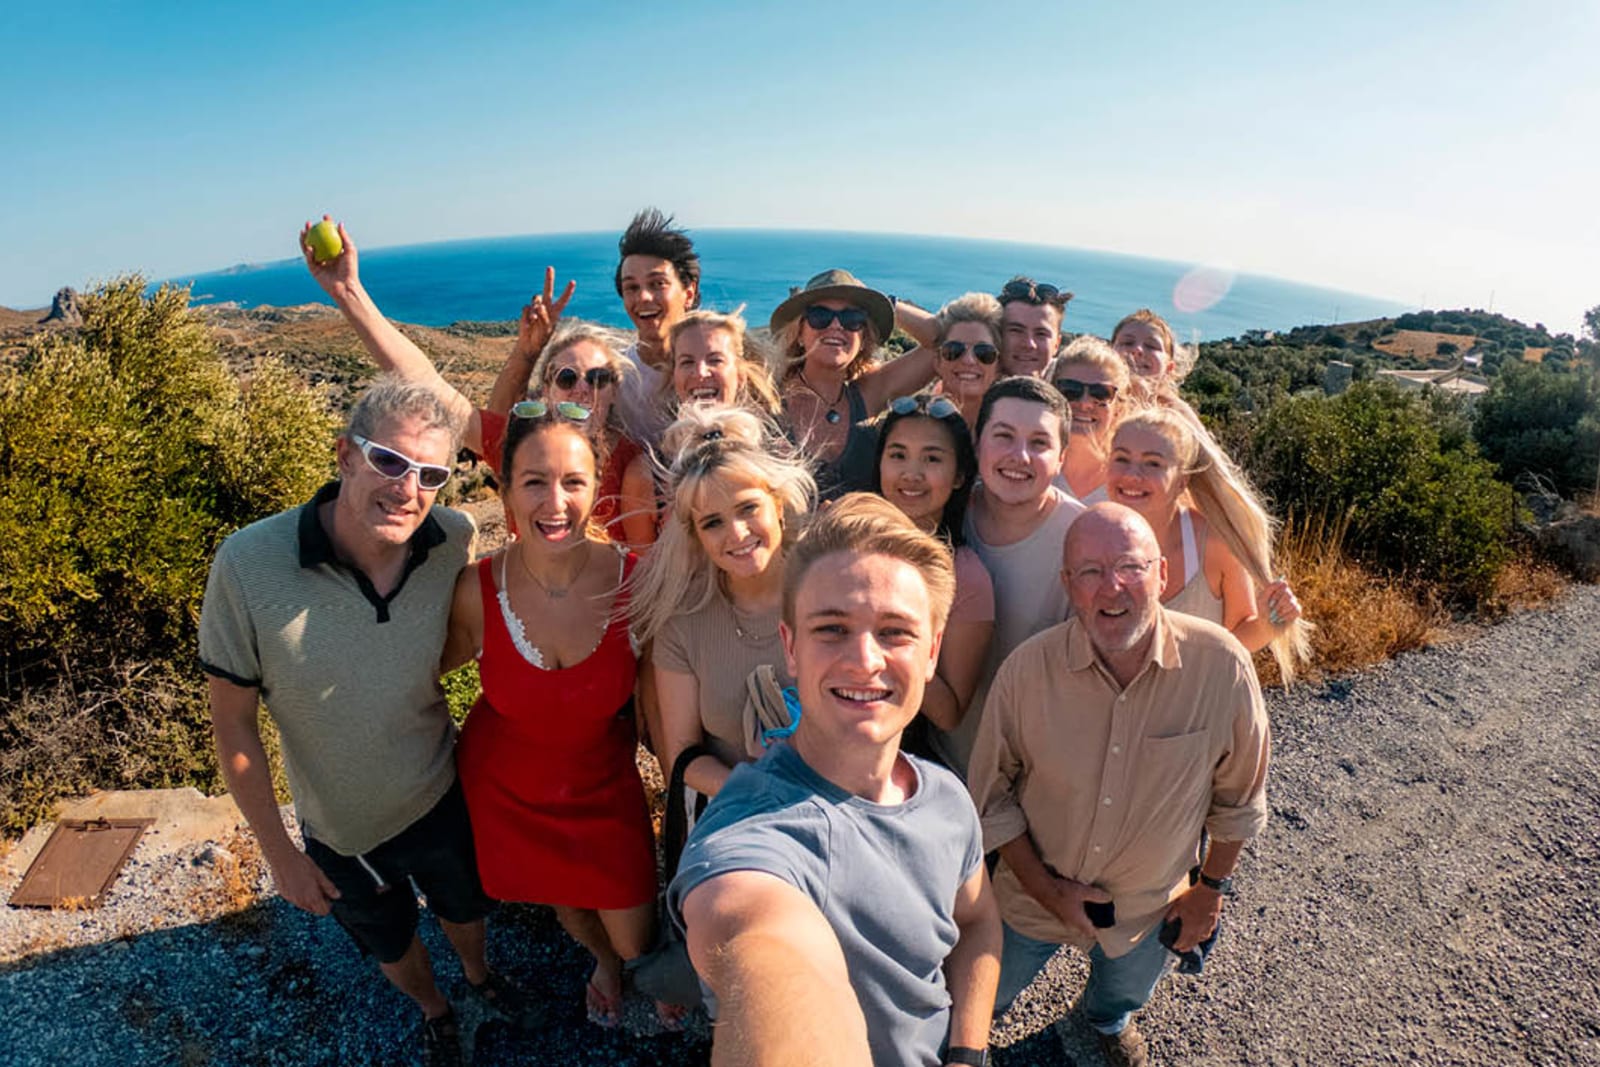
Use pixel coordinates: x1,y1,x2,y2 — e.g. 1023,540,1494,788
683,871,872,1067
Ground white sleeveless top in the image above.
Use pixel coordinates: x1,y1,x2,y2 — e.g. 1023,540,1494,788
1164,509,1225,625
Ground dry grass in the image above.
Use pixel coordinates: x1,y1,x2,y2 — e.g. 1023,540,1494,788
1480,553,1568,619
1372,329,1478,361
1255,515,1444,686
184,830,270,924
1523,347,1549,364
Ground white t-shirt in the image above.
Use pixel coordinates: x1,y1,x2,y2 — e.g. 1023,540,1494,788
618,341,673,449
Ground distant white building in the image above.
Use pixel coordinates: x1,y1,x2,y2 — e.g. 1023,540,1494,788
1376,367,1489,397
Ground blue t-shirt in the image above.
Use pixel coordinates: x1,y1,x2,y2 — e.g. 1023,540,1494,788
669,743,984,1067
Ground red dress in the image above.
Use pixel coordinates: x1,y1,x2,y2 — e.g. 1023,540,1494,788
456,551,656,908
479,409,642,541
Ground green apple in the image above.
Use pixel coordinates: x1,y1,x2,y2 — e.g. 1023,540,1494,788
306,219,343,263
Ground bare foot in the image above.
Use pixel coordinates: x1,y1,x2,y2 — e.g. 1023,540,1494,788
655,999,689,1033
586,961,623,1029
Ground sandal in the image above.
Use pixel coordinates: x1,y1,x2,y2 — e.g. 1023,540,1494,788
655,999,688,1033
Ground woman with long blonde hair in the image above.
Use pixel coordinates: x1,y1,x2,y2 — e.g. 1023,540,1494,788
1106,405,1309,680
1047,336,1131,503
631,406,817,799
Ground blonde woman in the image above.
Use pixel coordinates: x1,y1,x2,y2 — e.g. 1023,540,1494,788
1112,308,1194,384
631,406,817,799
1106,406,1309,680
1047,336,1132,503
660,308,783,417
771,270,937,499
930,293,1004,432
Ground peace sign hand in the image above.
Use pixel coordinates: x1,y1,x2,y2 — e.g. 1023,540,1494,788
514,266,576,360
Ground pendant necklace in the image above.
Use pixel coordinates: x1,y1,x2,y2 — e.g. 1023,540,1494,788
518,542,580,598
797,369,845,425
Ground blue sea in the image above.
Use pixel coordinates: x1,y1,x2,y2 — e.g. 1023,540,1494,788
172,229,1409,342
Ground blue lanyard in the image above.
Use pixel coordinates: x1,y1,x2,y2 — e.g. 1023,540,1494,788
760,687,803,747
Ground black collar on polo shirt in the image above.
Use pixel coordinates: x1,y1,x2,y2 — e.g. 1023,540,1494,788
297,480,447,623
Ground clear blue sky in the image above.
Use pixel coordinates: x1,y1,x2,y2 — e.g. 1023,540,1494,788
3,1,1595,332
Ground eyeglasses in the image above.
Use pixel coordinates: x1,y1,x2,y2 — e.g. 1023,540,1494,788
1054,378,1119,404
889,395,962,420
999,279,1074,308
938,340,999,365
1067,557,1157,587
510,399,591,422
803,305,869,332
350,434,453,491
553,366,617,391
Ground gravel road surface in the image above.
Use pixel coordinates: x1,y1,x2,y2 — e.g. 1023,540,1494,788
3,587,1597,1066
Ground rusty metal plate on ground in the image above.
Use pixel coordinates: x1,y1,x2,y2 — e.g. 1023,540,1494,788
8,817,153,908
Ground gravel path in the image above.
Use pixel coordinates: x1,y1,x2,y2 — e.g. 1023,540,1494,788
4,587,1598,1066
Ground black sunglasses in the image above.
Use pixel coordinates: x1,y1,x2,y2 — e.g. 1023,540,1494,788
803,306,869,332
1054,378,1118,403
553,366,617,391
939,340,999,365
999,279,1074,308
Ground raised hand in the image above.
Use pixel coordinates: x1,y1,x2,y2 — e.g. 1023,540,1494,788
299,215,359,297
514,265,577,360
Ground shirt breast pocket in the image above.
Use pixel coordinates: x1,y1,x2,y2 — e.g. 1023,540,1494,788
1132,730,1215,838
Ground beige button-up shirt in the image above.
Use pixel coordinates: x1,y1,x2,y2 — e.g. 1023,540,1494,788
968,609,1270,957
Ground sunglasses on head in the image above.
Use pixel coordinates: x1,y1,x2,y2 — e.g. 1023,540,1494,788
1054,378,1118,403
510,399,592,422
803,305,869,332
939,340,999,365
1000,279,1073,308
889,395,962,420
351,434,453,491
553,366,617,391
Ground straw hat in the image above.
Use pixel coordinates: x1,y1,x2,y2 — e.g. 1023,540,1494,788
768,269,895,340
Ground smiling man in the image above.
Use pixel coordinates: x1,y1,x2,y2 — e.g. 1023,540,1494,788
967,504,1271,1067
997,276,1072,379
613,207,701,445
200,379,535,1067
670,494,1001,1067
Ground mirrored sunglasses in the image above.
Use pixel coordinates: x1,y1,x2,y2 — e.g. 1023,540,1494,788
510,399,592,422
889,395,962,420
803,305,869,332
939,340,999,365
351,434,452,491
1054,378,1118,403
553,366,617,391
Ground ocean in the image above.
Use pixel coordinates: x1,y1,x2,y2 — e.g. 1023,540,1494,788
173,229,1409,342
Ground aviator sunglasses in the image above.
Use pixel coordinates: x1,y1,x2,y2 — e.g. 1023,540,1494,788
351,434,453,491
803,305,870,332
889,395,962,420
510,399,592,421
553,366,617,391
938,340,999,365
1054,378,1119,404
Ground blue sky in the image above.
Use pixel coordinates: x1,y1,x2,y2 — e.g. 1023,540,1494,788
3,1,1595,332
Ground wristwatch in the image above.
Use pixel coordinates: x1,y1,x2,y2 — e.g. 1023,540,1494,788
946,1047,988,1067
1198,871,1235,895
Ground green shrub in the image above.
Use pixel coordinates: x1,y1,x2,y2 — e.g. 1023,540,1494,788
1247,381,1515,604
1472,362,1600,497
0,276,337,833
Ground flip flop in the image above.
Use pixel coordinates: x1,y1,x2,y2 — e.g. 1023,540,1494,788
655,999,688,1033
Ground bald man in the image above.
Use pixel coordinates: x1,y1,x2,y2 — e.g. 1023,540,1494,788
967,503,1270,1067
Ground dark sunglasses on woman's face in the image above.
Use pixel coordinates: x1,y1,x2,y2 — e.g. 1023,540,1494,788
553,366,617,391
803,305,869,332
938,340,999,365
1054,378,1118,403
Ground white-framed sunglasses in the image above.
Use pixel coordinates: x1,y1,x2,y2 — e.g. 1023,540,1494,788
350,434,453,491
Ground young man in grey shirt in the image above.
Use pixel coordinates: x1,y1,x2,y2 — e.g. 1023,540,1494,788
670,494,1002,1067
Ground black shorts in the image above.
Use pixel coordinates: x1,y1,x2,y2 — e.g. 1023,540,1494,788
303,780,493,963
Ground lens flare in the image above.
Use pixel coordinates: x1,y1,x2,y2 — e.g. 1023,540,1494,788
1172,266,1236,313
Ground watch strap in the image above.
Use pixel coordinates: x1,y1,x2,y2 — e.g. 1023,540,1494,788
946,1047,988,1067
1198,871,1234,894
